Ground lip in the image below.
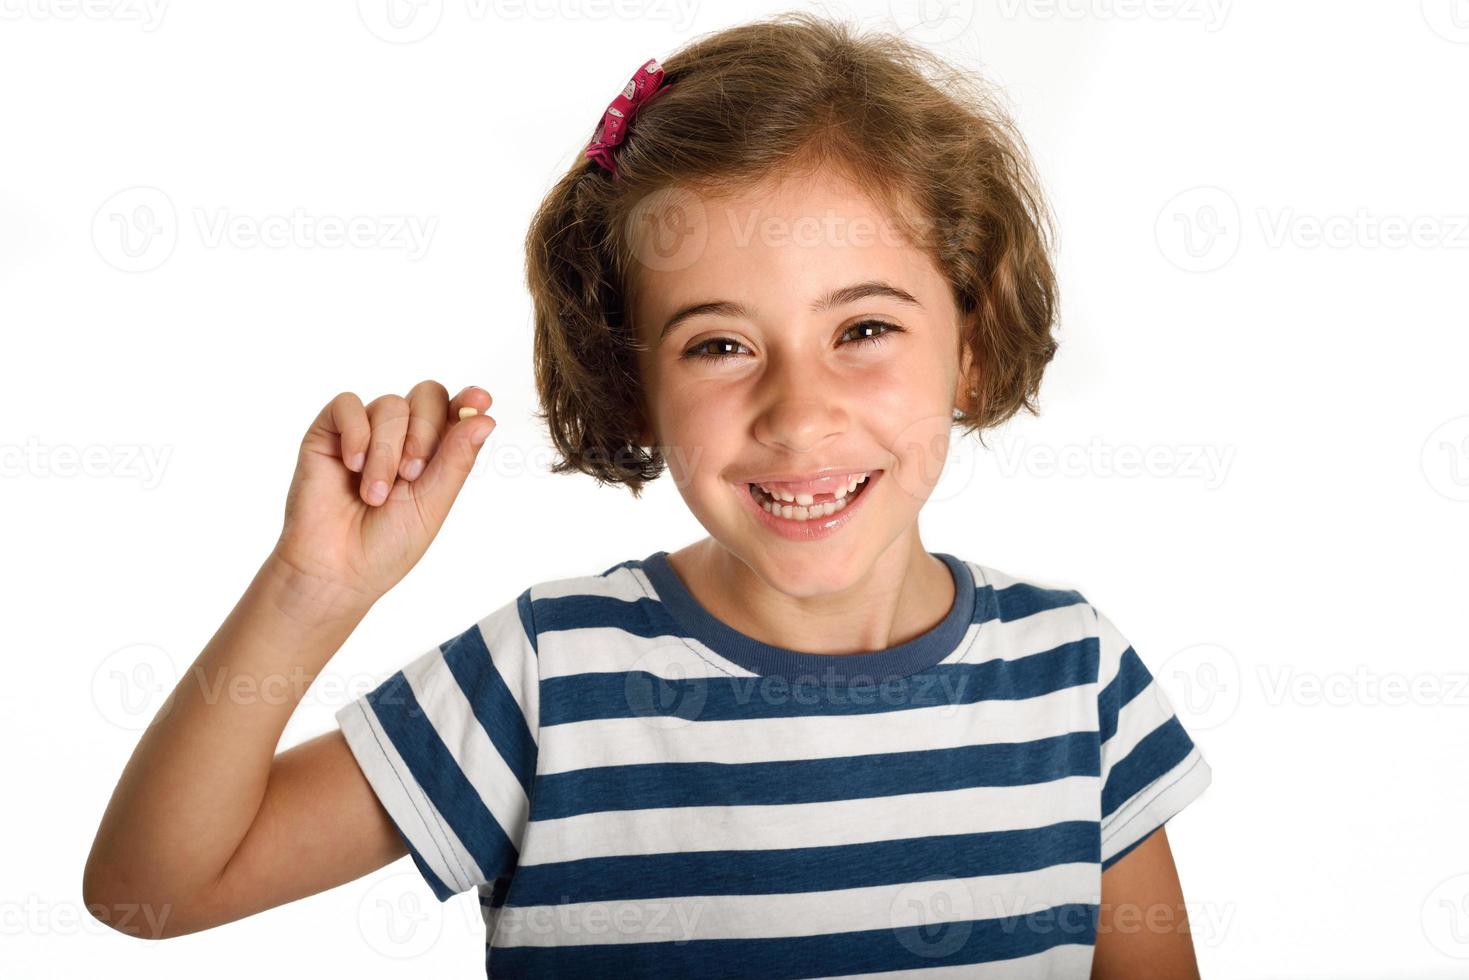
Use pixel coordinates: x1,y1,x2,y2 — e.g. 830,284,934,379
736,469,884,541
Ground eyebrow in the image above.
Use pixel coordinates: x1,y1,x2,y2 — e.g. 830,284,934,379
657,280,923,344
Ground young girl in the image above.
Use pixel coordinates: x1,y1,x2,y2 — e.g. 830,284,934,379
84,12,1211,978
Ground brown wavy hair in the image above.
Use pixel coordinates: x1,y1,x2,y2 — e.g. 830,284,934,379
524,10,1058,499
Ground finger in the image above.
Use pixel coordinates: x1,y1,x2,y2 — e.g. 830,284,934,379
398,380,450,482
318,391,370,472
361,394,410,507
447,385,493,422
412,404,496,528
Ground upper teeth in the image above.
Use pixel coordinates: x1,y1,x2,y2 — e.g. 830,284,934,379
755,471,870,505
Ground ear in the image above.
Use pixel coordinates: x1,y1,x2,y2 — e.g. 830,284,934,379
631,345,657,450
634,406,655,450
953,329,980,416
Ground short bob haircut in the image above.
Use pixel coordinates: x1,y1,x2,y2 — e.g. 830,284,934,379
525,11,1058,499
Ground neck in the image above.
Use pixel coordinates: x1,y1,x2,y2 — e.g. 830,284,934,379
666,531,955,655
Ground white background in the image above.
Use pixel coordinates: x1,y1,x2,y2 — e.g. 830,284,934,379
4,1,1468,977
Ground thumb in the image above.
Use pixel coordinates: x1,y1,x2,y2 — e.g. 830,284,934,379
412,413,496,527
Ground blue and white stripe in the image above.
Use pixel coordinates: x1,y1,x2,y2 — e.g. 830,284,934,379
336,550,1211,978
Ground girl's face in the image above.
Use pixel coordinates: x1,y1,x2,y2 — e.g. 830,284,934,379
631,167,975,593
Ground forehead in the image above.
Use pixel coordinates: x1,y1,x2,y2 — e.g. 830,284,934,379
627,167,943,331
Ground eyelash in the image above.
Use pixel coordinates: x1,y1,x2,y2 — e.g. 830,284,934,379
681,319,905,362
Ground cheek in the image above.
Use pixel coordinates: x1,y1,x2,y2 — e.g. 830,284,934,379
653,378,737,480
657,374,728,433
885,415,954,505
860,354,953,419
864,372,956,504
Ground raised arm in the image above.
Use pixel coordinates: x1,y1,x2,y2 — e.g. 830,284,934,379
83,382,497,938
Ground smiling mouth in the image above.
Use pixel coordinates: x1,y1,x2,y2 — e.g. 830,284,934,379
746,470,880,521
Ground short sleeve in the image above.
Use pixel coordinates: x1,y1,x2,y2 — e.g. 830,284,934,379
1089,602,1212,871
335,590,540,901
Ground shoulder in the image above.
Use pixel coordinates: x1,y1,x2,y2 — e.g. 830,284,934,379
519,556,656,611
970,560,1155,699
500,556,663,649
959,557,1133,689
962,556,1099,630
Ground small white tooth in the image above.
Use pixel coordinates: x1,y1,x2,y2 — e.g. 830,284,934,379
758,473,871,505
761,493,853,521
755,474,871,521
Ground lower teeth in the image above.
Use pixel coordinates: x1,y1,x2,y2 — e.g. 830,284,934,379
749,477,870,521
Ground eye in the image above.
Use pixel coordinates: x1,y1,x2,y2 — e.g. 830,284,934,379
682,336,753,361
841,319,904,347
681,319,905,362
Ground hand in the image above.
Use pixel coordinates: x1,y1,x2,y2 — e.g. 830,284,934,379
271,381,497,607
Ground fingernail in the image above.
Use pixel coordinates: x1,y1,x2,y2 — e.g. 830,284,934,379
348,452,365,472
402,458,425,480
366,480,389,505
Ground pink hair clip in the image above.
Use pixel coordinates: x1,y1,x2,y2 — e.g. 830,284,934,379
584,57,673,178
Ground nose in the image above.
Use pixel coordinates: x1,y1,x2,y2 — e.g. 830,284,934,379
749,352,848,454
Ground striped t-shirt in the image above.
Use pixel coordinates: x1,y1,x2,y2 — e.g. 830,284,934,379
336,549,1212,978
